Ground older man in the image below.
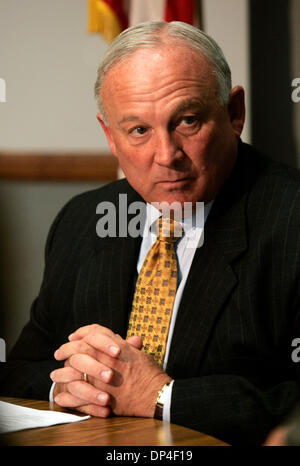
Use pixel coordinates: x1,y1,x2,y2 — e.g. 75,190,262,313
1,21,300,446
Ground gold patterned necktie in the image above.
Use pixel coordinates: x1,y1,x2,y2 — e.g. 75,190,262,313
127,217,183,366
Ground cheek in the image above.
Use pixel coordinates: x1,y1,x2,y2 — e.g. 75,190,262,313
185,126,216,169
192,121,233,165
114,139,153,172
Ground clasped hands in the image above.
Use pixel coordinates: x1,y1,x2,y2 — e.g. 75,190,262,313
50,324,171,418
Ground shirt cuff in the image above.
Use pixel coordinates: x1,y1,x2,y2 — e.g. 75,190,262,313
161,379,174,422
49,381,56,402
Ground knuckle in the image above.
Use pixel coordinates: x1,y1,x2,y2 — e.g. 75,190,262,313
77,340,87,352
89,324,101,335
67,379,84,396
95,406,111,418
67,380,77,392
69,353,81,368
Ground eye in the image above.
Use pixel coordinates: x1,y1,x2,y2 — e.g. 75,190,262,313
130,126,148,137
175,115,201,134
180,116,198,126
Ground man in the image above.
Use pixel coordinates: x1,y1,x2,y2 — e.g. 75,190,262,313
1,21,300,446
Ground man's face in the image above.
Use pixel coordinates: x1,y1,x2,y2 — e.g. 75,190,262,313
98,42,245,206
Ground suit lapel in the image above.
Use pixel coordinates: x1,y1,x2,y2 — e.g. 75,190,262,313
167,144,253,377
166,221,243,377
73,183,144,337
95,235,142,336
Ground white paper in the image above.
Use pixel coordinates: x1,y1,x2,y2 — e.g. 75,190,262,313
0,400,90,434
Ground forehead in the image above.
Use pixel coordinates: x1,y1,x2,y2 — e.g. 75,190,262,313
101,44,218,113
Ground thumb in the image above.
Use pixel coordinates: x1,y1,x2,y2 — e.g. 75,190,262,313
127,335,143,350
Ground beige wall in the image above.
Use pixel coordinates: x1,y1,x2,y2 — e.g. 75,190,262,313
0,0,109,150
202,0,251,143
0,0,111,351
0,181,102,352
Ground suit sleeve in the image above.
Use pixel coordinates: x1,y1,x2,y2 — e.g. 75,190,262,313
171,370,300,445
0,201,71,399
170,278,300,446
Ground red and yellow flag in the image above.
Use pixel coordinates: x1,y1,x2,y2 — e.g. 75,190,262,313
88,0,201,42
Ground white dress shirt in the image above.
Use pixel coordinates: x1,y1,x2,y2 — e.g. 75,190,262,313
137,201,213,421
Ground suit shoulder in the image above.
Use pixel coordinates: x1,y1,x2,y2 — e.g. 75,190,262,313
66,178,136,210
242,145,300,238
45,178,137,255
56,178,142,222
243,142,300,188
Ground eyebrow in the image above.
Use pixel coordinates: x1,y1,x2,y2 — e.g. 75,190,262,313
173,98,206,115
118,115,142,126
118,98,206,127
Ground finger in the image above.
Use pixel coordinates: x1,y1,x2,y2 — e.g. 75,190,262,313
54,391,86,408
54,390,110,417
66,380,110,407
54,339,96,361
127,335,143,350
68,324,97,341
69,353,114,383
68,324,116,342
76,404,111,418
50,366,82,384
84,329,121,358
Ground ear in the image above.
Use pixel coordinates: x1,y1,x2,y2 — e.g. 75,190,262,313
96,113,117,157
227,86,245,138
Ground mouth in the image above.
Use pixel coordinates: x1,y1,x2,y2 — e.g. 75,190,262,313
157,178,193,186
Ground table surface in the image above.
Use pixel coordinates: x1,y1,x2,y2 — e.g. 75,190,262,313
0,397,228,446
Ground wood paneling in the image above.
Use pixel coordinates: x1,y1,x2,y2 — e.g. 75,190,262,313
0,152,118,181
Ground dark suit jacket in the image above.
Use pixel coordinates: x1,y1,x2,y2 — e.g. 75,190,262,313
1,141,300,445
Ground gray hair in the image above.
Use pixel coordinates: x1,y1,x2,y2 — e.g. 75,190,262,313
94,20,232,124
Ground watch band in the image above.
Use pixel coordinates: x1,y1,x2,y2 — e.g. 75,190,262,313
154,381,171,420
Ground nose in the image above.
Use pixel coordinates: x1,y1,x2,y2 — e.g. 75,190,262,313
154,131,184,167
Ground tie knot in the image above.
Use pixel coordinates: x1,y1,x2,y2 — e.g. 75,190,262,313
158,217,183,243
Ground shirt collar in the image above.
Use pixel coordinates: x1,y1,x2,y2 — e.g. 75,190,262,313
143,200,214,238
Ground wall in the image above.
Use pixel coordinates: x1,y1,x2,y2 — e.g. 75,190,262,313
0,0,109,150
0,0,110,351
0,180,101,351
202,0,251,143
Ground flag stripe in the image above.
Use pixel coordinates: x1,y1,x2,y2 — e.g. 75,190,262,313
104,0,128,30
164,0,195,24
88,0,128,42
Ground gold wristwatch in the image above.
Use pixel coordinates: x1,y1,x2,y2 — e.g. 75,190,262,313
154,381,171,420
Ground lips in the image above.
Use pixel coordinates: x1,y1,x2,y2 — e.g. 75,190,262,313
158,177,192,184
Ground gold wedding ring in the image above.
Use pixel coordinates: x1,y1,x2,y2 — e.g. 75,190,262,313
83,372,89,383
